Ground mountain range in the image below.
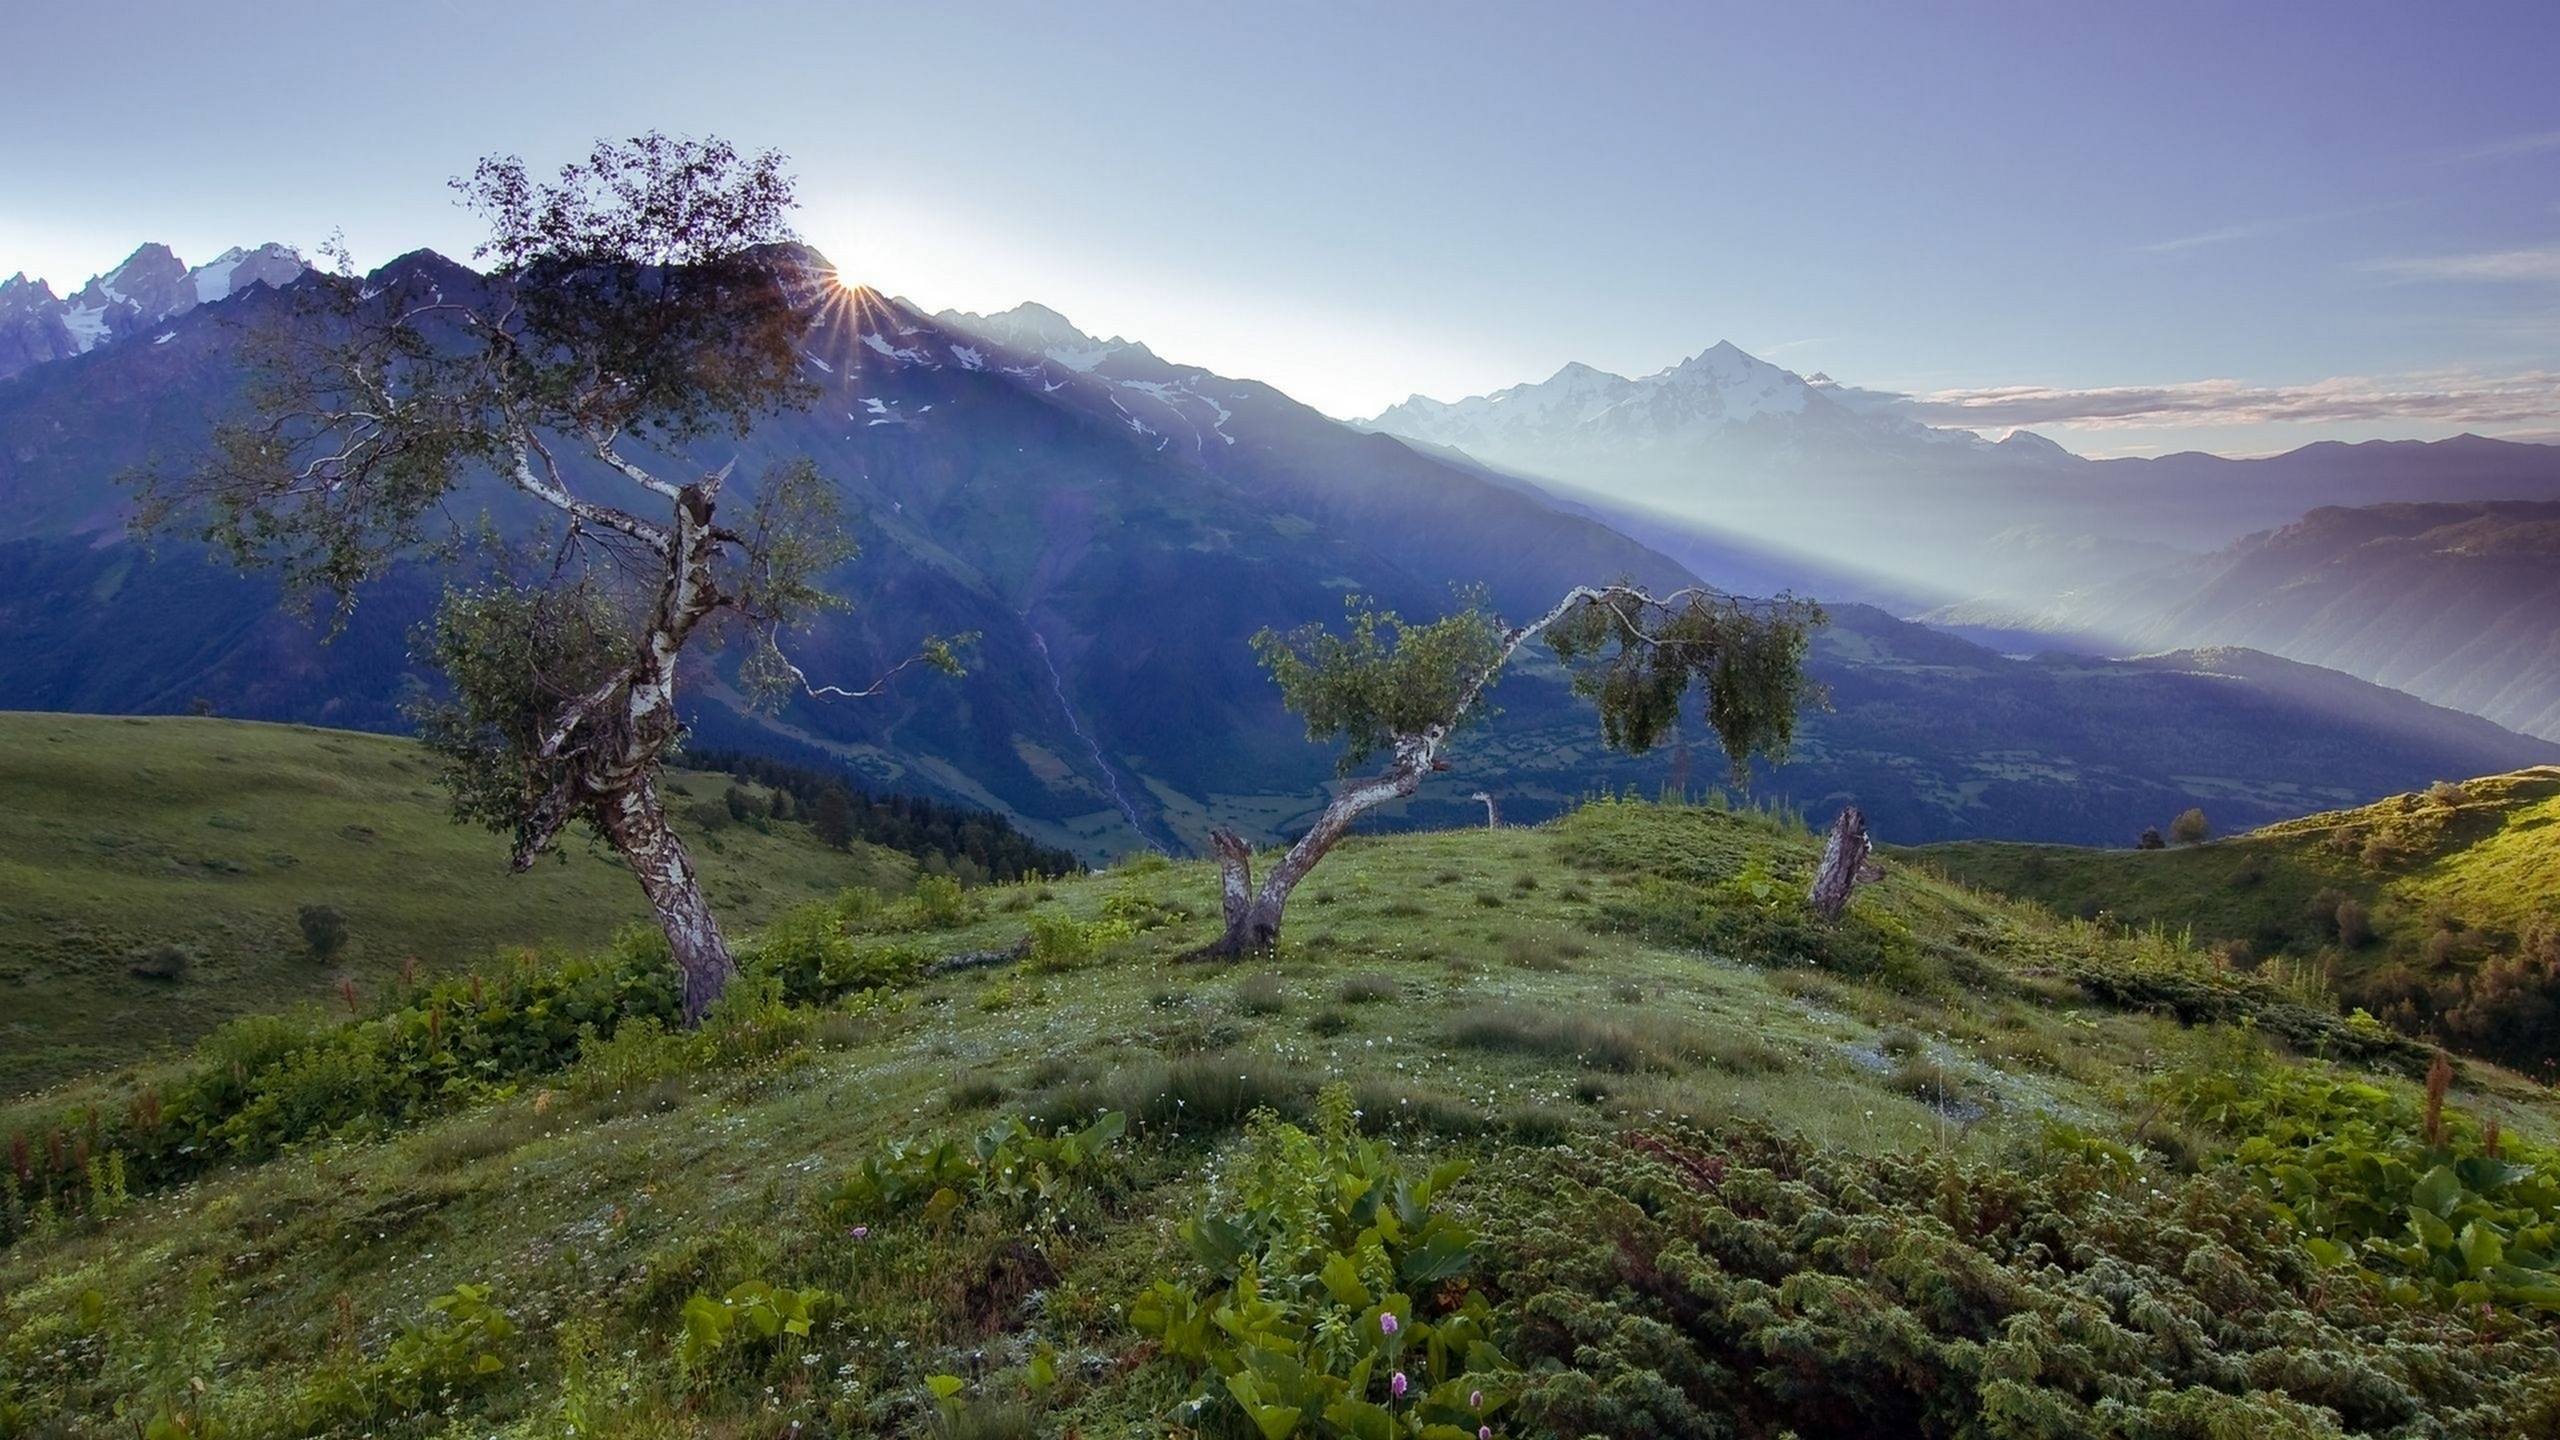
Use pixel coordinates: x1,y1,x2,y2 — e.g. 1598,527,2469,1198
1924,501,2560,742
0,242,304,379
0,241,2552,858
1364,349,2560,609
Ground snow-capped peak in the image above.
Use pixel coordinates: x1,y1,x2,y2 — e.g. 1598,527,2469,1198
0,241,307,378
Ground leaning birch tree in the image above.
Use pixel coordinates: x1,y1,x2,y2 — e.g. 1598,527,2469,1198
132,134,957,1022
1204,585,1824,955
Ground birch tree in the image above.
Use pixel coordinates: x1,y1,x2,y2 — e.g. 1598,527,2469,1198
132,134,956,1022
1205,584,1823,955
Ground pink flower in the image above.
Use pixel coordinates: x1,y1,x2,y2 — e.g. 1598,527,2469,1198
848,1225,871,1241
1480,1429,1492,1440
1471,1390,1483,1411
1379,1312,1399,1336
1390,1371,1409,1399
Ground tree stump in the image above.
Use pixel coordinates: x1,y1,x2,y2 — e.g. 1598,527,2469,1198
1809,805,1883,921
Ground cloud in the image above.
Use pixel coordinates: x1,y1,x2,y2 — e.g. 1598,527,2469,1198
2132,222,2278,255
1904,371,2560,431
2133,200,2411,257
2365,245,2560,284
2457,130,2560,162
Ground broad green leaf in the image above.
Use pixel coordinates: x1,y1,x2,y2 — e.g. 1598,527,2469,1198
1321,1252,1373,1307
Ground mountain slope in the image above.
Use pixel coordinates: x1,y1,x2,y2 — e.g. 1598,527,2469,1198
1927,501,2560,742
0,713,916,1094
1771,610,2555,844
1921,767,2560,1069
6,796,2559,1434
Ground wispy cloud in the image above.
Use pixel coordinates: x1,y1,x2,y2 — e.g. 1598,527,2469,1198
2365,245,2560,284
1904,371,2560,431
2133,200,2410,257
2456,130,2560,162
2133,222,2279,256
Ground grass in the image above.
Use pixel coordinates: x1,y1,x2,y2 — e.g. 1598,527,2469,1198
8,787,2560,1435
0,713,914,1094
1919,766,2560,981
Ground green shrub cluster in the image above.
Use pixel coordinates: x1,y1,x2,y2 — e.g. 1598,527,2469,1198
2061,937,2430,1073
831,1110,1127,1238
1128,1086,1514,1438
291,1283,518,1431
1483,1122,2560,1438
4,904,948,1244
677,1278,831,1373
2163,1039,2560,1312
1596,864,1932,988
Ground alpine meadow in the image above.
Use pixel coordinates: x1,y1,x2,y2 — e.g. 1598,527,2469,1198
6,7,2560,1438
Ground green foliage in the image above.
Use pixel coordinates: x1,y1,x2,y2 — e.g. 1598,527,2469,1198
743,901,932,997
2163,1034,2560,1313
294,903,348,965
1023,911,1138,973
1545,587,1825,775
0,897,957,1241
831,1111,1127,1237
1253,593,1509,773
1486,1122,2560,1439
1128,1086,1514,1438
906,873,978,930
677,1279,831,1373
2170,806,2212,845
294,1282,517,1428
407,578,640,858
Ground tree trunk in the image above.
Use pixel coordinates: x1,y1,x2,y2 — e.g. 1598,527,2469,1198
1808,805,1883,921
599,771,738,1022
1203,765,1420,957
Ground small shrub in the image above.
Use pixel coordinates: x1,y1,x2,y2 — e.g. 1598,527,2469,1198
298,903,350,964
1499,934,1578,972
1233,972,1289,1016
1336,973,1402,1005
126,944,191,982
2170,808,2211,845
947,1073,1008,1112
1307,1007,1354,1037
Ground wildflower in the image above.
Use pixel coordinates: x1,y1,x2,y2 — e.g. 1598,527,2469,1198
1379,1312,1399,1336
1471,1389,1483,1410
1480,1429,1492,1439
849,1225,871,1240
1391,1371,1409,1399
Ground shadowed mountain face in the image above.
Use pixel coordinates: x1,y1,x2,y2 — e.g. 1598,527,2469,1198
1925,502,2560,744
0,249,2550,857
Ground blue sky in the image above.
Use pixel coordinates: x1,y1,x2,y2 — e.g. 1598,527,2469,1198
5,0,2556,454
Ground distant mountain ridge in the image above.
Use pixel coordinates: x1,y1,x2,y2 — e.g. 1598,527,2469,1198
1926,501,2560,742
0,242,304,379
1365,343,2560,606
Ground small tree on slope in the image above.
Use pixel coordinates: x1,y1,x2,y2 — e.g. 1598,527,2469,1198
1205,584,1824,956
131,135,959,1023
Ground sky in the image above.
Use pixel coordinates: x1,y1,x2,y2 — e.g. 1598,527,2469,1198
5,0,2558,456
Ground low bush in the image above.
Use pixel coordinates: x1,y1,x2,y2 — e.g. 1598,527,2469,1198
1128,1086,1514,1438
1485,1122,2560,1438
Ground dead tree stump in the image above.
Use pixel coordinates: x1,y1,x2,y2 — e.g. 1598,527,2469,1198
1809,805,1884,921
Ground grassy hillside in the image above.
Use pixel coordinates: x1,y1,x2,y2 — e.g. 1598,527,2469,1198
0,713,914,1095
1921,767,2560,1069
8,796,2560,1436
